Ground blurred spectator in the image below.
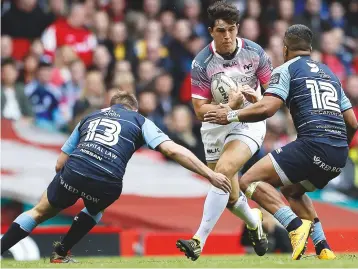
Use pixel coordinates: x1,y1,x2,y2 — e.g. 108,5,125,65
183,0,208,43
72,70,105,123
112,71,135,94
41,2,97,66
267,35,284,68
115,60,132,73
1,0,53,39
106,22,136,64
29,39,44,59
91,45,114,87
18,54,39,84
138,90,167,132
107,0,126,22
61,59,86,121
326,1,346,30
24,58,63,131
47,0,67,20
278,0,294,23
294,0,331,49
52,46,78,86
154,72,174,117
346,0,358,38
125,11,148,41
240,18,260,43
167,105,205,162
160,10,176,46
272,20,289,39
1,35,13,60
321,30,347,83
136,60,158,92
93,11,110,43
345,75,358,105
1,58,33,121
243,0,261,20
143,0,162,19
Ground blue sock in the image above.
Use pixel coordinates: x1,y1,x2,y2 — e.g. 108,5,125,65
81,208,103,224
311,218,330,254
274,206,302,232
14,213,37,233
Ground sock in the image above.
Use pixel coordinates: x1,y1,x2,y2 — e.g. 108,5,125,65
311,218,330,254
1,213,37,254
273,206,302,233
56,208,103,256
227,191,258,229
194,186,229,249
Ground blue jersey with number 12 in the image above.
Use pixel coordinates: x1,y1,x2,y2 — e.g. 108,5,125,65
265,55,352,147
61,104,170,182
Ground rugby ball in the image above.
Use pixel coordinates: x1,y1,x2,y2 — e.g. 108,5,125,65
211,73,237,104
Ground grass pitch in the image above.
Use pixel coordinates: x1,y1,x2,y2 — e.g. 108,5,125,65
1,254,358,268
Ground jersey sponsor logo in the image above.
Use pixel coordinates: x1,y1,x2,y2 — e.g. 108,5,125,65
60,176,79,194
244,63,253,70
207,148,220,154
313,156,342,173
238,75,254,83
269,73,280,85
223,61,238,68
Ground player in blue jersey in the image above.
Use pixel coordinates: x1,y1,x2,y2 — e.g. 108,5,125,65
0,91,231,263
203,24,358,260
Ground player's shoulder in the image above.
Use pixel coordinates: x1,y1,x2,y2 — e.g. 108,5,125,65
192,43,214,69
242,38,265,54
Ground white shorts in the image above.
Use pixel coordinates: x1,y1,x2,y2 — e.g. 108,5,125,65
201,120,266,162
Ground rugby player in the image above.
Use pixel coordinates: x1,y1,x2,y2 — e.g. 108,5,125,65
176,1,272,260
0,91,231,263
204,24,358,260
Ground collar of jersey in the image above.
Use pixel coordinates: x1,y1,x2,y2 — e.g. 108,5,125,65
210,37,243,60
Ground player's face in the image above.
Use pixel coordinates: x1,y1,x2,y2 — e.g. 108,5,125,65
209,19,238,55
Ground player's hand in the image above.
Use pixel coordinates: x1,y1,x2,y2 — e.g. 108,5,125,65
228,87,245,109
242,85,260,103
208,172,231,193
204,104,231,125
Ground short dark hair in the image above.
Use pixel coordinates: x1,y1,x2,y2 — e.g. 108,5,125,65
1,57,16,68
207,1,240,28
110,90,138,110
284,24,313,51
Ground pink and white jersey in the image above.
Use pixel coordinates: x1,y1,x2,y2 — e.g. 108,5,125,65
191,38,273,106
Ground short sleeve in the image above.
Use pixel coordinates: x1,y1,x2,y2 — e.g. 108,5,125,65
255,47,273,85
61,123,80,155
264,65,291,102
341,88,352,112
142,118,171,149
191,59,212,100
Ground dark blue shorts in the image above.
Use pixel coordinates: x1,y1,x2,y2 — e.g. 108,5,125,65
47,165,122,215
270,139,348,190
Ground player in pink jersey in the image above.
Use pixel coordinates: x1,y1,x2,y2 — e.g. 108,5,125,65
176,1,273,261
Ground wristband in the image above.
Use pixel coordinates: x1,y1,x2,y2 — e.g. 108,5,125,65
227,110,240,122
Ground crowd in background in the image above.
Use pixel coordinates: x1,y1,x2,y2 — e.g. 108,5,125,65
1,0,358,165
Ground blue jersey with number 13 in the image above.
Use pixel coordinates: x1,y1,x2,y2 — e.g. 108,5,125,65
265,55,352,147
61,104,170,182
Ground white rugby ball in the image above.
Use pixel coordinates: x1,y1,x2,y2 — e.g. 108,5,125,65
211,73,237,104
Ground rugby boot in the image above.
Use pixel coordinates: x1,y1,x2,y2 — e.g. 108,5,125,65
50,241,78,263
317,248,336,260
247,208,268,256
176,236,201,261
289,219,313,260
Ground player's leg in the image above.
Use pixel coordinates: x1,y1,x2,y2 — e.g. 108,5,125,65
281,183,335,259
1,190,61,255
240,153,313,260
51,179,123,263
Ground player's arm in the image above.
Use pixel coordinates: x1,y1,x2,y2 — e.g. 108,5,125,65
192,96,243,122
204,66,288,124
343,109,358,145
56,123,81,172
340,88,358,145
142,119,231,192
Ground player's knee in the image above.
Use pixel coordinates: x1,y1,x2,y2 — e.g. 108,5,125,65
215,162,236,178
280,185,304,200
